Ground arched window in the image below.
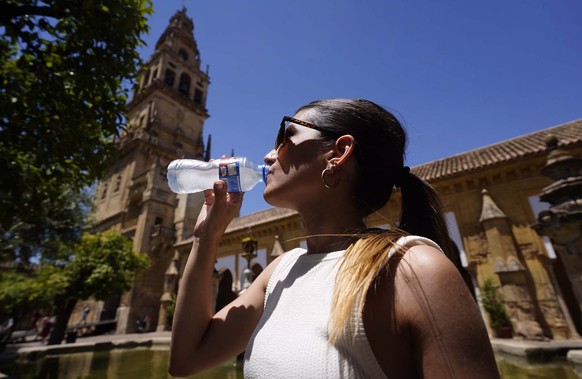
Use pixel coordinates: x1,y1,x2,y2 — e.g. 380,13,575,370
179,73,191,96
194,88,203,105
142,69,150,88
114,175,122,192
164,68,175,87
100,182,108,199
178,48,189,62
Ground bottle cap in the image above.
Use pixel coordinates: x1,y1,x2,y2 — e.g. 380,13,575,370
261,165,269,183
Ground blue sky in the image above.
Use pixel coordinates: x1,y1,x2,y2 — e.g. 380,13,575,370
139,0,582,216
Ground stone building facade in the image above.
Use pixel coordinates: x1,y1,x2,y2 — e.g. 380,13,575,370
91,9,208,333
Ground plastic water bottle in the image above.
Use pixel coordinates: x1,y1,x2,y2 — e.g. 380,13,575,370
167,157,269,194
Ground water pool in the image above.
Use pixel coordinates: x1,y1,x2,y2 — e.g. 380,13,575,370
1,348,580,378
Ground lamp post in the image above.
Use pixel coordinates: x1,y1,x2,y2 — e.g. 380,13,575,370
240,237,258,291
241,237,258,269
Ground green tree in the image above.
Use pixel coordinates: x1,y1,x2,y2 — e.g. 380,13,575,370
0,182,91,348
164,294,176,329
0,270,54,321
0,182,91,264
0,0,152,256
0,184,148,345
38,231,149,345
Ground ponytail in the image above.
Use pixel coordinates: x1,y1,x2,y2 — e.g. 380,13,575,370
400,172,474,294
398,172,457,265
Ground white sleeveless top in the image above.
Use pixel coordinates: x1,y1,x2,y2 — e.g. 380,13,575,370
243,236,442,378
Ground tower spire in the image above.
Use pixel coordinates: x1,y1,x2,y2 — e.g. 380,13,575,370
155,7,196,50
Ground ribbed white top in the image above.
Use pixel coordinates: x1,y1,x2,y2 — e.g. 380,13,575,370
244,236,441,378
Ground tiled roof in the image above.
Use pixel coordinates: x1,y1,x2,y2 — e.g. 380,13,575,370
225,119,582,230
412,119,582,182
225,207,298,233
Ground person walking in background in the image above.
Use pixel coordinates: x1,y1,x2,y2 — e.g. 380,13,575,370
80,304,90,324
38,315,55,342
136,311,152,333
169,98,500,378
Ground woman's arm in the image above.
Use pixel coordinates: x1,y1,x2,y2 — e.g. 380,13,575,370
168,181,279,377
397,245,500,379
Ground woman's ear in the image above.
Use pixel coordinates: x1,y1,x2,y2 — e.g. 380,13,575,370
327,135,355,168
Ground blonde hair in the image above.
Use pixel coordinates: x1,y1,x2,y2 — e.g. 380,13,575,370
328,230,407,344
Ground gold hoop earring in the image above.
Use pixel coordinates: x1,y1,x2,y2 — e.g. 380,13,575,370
321,164,340,189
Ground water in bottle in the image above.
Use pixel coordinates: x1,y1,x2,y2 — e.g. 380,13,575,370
167,157,269,194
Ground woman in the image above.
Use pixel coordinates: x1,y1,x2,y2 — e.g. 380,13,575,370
169,99,499,378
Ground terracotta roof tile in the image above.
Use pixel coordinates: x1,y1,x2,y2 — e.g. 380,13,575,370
225,207,298,233
413,119,582,181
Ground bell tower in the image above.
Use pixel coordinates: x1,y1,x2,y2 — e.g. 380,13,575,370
92,8,209,333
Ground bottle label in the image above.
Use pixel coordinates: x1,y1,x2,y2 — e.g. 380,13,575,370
219,159,242,192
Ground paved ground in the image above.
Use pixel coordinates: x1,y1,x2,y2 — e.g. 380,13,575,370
2,331,582,367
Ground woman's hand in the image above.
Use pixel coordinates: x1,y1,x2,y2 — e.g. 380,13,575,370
194,180,244,240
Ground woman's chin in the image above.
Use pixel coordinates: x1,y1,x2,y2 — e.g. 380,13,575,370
263,192,281,208
263,188,293,210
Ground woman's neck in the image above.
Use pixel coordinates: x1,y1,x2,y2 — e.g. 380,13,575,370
299,208,366,254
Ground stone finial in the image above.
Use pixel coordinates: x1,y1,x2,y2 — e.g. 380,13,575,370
479,189,507,222
204,134,212,162
270,235,285,258
160,292,173,302
544,134,559,151
541,134,582,181
165,260,179,277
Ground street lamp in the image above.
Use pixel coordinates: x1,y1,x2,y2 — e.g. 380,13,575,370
241,237,258,269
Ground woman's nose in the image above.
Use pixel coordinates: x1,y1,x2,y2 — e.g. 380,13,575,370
264,148,277,165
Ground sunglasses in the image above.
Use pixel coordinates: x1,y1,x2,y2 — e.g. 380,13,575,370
276,116,322,149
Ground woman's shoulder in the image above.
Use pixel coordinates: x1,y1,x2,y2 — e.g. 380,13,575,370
262,247,307,276
390,239,474,328
390,235,443,256
386,240,499,378
395,239,458,287
260,247,305,279
269,247,307,273
261,247,307,302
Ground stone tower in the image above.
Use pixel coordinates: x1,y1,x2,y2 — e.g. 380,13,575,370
92,8,209,333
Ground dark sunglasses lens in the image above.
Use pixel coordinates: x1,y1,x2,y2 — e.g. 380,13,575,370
276,123,285,148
